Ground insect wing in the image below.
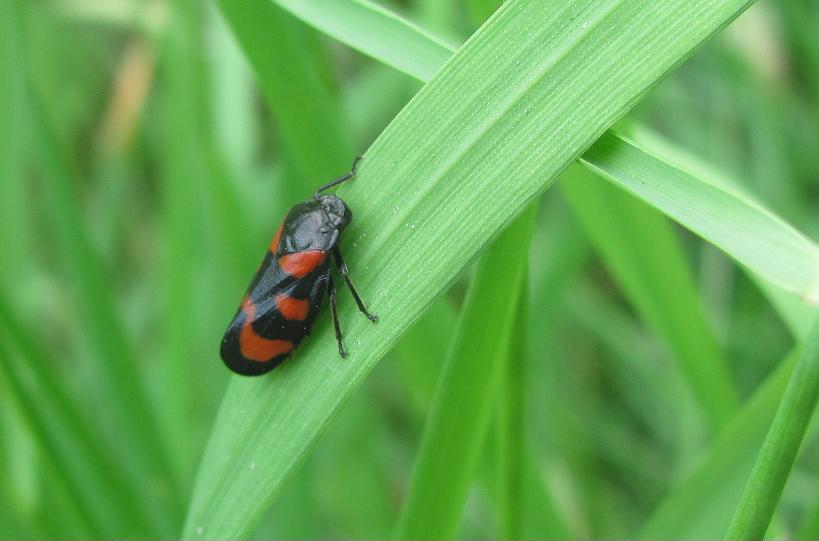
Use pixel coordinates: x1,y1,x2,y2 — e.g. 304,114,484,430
220,250,330,375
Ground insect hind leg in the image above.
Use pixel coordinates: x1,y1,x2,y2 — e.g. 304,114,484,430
328,275,348,358
333,248,378,323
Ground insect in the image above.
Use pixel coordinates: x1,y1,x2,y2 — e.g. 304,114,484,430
220,156,377,376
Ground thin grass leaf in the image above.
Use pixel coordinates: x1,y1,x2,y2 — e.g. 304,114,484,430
496,292,527,540
561,163,738,431
273,0,455,81
0,297,175,537
158,0,210,484
216,0,353,192
0,339,102,538
463,0,500,26
799,496,819,541
273,0,818,305
24,17,181,519
580,132,819,304
184,1,754,537
639,353,797,539
725,312,819,540
394,207,535,540
0,0,31,295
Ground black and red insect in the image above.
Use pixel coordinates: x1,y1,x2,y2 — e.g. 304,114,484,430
220,156,377,376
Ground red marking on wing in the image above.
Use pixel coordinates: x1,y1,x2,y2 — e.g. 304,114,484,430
278,251,326,278
270,221,284,253
239,297,294,362
275,294,310,321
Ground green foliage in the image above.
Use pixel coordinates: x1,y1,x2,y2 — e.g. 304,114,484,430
2,0,819,540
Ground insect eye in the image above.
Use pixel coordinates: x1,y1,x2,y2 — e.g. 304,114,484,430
320,227,328,234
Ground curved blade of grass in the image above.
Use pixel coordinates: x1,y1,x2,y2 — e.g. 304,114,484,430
0,296,175,537
496,292,527,540
799,496,819,541
274,0,818,304
639,351,797,539
394,207,535,540
216,0,353,192
0,0,31,296
725,312,819,540
561,163,738,432
184,1,754,537
158,0,209,483
580,132,819,303
24,20,181,517
639,277,816,539
273,0,455,81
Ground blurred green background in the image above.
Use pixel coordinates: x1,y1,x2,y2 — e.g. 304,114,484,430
1,0,818,539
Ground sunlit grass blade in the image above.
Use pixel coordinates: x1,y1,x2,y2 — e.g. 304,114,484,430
394,206,535,539
725,312,819,540
273,0,455,81
561,163,738,432
273,0,818,307
184,1,754,537
580,132,819,303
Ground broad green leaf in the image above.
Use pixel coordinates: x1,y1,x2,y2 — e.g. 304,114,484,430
725,313,819,540
184,1,754,537
394,207,535,539
580,132,819,304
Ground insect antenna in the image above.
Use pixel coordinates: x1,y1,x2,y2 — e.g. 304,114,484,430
314,155,363,197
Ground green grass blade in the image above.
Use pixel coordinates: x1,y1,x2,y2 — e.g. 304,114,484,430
394,206,535,540
158,0,209,484
273,0,454,81
0,337,102,537
183,1,754,537
496,292,527,540
799,496,819,541
561,163,738,431
639,353,796,539
580,132,819,303
216,0,353,190
463,0,500,25
725,312,819,540
0,297,175,537
274,0,818,306
25,22,180,515
0,0,31,296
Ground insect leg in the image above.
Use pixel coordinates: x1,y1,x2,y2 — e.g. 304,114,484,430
333,248,378,323
328,275,348,358
314,156,363,196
